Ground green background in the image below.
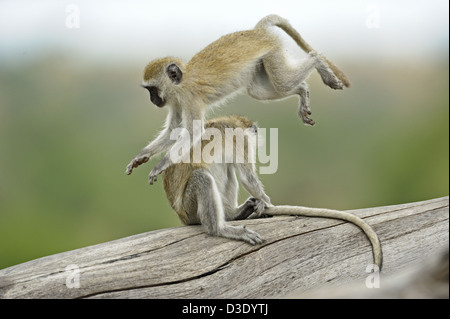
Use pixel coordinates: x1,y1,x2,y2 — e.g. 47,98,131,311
0,0,448,269
1,56,447,269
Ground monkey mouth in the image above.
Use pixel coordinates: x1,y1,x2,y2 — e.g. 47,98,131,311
143,85,166,107
153,98,166,108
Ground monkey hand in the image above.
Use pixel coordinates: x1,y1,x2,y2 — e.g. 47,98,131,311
254,199,267,216
248,197,273,218
148,160,169,185
126,156,150,175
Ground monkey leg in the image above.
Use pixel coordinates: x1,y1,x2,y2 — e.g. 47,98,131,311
262,50,319,94
296,82,314,126
248,63,315,125
189,169,264,245
264,49,343,91
235,164,272,214
312,52,345,90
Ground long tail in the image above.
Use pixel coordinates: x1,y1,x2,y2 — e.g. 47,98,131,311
255,14,351,88
264,205,382,269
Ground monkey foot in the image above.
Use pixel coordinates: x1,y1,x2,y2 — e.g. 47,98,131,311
299,108,315,126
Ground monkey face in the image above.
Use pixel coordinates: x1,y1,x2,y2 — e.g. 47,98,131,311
143,86,166,107
141,62,184,108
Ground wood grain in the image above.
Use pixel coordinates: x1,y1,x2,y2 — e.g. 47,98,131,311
0,196,447,299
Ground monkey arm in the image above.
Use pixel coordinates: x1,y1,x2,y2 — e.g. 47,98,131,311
148,108,205,184
125,129,175,175
126,108,181,175
235,163,272,213
147,133,200,184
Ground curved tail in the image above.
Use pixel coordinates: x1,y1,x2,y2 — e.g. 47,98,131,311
264,205,382,269
256,14,351,88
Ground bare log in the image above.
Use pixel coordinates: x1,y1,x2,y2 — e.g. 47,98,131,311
288,247,449,298
0,196,448,299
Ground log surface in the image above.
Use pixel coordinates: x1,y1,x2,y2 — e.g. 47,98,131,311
0,196,448,299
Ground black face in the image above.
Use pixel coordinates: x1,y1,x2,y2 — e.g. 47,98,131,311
144,86,165,107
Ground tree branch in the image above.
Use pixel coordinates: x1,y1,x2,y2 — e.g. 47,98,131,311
0,197,448,299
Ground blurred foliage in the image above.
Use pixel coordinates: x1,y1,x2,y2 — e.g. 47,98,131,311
0,54,448,269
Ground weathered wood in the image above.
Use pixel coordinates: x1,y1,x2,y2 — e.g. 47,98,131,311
0,196,448,299
288,247,449,298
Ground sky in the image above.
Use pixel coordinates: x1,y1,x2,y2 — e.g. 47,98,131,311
0,0,448,64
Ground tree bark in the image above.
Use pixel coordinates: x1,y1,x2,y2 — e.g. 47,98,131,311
0,196,448,299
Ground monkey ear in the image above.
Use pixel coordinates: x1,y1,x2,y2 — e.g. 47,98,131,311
166,64,182,84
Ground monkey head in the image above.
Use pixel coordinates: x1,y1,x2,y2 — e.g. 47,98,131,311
142,57,185,108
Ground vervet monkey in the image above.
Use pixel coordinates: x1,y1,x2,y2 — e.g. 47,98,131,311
126,14,350,184
160,115,382,268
